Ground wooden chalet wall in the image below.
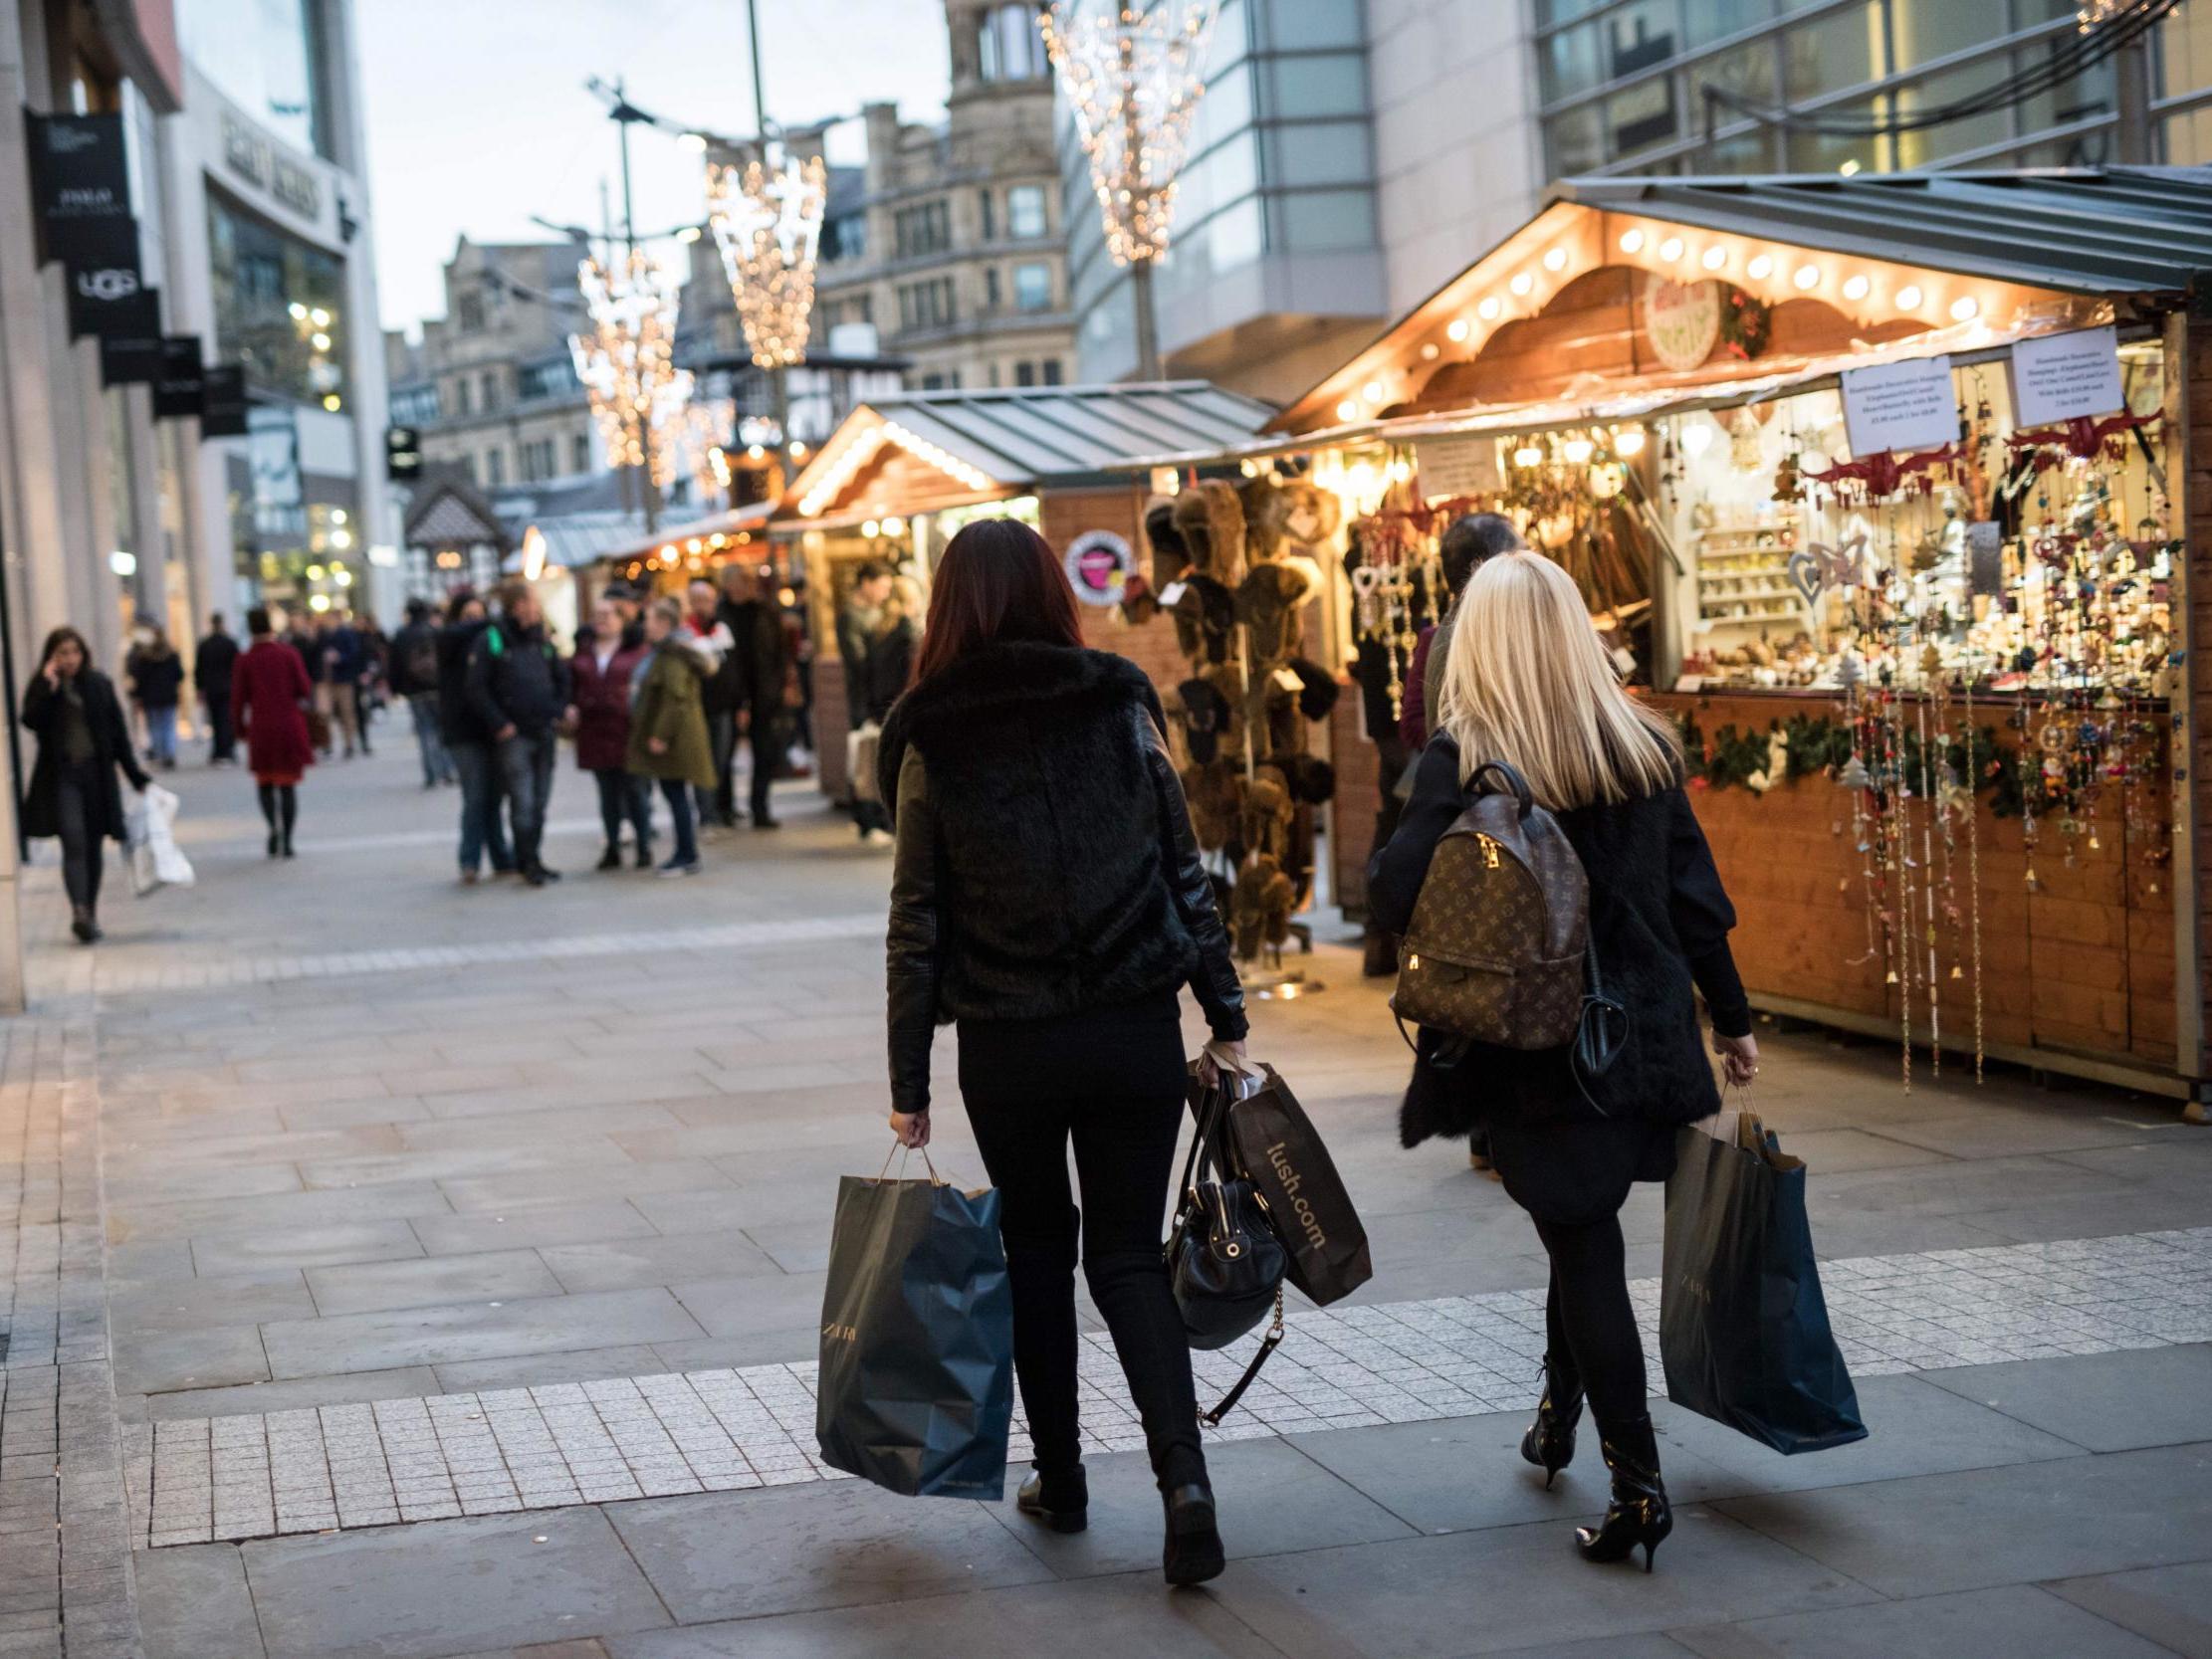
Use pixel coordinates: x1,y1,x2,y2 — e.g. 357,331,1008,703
2187,310,2212,1103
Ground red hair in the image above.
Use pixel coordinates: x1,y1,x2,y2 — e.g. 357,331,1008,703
910,518,1081,687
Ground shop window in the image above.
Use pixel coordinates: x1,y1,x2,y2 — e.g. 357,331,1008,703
894,200,951,259
1013,263,1053,311
1007,184,1047,240
206,190,349,408
821,211,865,263
571,432,591,472
1041,358,1062,385
977,2,1046,81
979,188,995,242
517,357,576,402
986,267,1002,310
896,278,956,330
1014,360,1035,386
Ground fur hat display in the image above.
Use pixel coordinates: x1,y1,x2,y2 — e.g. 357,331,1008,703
1144,501,1191,584
1230,850,1296,959
1285,656,1341,723
1239,474,1288,565
1117,569,1160,626
1240,764,1294,861
1235,559,1317,668
1275,751,1336,806
1182,758,1244,853
1279,480,1342,545
1174,676,1230,764
1172,480,1247,587
1170,572,1235,666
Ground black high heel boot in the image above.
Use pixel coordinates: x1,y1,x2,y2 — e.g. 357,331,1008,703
1015,1464,1087,1535
1518,1353,1585,1488
1161,1482,1224,1585
1575,1414,1671,1570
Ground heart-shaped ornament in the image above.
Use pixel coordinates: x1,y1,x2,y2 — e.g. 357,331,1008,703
1785,549,1824,607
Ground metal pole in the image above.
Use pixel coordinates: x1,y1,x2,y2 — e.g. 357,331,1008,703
1131,258,1161,381
2115,29,2153,165
612,81,659,535
745,0,793,453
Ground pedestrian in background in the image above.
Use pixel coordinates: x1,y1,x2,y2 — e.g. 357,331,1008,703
231,607,314,861
683,576,737,832
194,614,240,765
715,561,788,831
880,518,1247,1586
354,611,388,755
388,597,453,788
626,596,714,878
320,612,365,759
466,580,569,887
837,562,896,844
1367,551,1756,1573
21,625,148,942
570,596,652,870
438,592,515,884
125,625,185,770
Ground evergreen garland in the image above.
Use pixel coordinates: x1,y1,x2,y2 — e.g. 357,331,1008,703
1675,712,2040,817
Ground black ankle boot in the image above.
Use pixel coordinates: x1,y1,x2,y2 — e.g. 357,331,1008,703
1575,1414,1671,1570
1015,1464,1087,1534
1519,1353,1586,1488
70,907,97,944
596,844,622,871
1161,1482,1224,1585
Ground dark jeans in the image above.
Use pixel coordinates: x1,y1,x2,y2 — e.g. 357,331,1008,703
743,718,775,821
658,778,698,865
55,762,105,914
1536,1214,1645,1431
451,739,514,875
957,993,1205,1490
498,730,556,869
592,767,651,851
408,694,452,785
696,708,736,826
204,697,235,762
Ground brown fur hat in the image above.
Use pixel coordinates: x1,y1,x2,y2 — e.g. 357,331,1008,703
1239,474,1289,565
1172,480,1246,587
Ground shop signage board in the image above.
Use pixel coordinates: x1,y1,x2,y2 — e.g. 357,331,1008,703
97,289,164,386
153,336,205,418
1840,354,1959,458
66,230,148,340
2009,325,2124,426
28,112,132,264
1414,433,1501,500
1063,528,1132,605
222,112,323,221
200,366,249,438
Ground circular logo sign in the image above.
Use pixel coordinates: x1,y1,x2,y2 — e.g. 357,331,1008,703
1064,528,1133,606
1644,277,1720,372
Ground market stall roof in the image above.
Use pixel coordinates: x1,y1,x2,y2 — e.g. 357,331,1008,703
401,473,508,552
500,512,658,574
593,501,776,570
1270,165,2212,435
782,383,1275,519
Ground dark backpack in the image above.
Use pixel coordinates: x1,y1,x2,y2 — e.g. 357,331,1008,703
1393,760,1604,1062
402,630,437,689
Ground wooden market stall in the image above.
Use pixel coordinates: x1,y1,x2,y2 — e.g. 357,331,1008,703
1166,168,2212,1106
772,384,1273,796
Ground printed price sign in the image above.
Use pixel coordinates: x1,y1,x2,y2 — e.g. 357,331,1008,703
1841,354,1958,458
2009,325,2124,426
1413,433,1499,501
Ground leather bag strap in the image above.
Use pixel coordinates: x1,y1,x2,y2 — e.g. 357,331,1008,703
1199,1287,1285,1426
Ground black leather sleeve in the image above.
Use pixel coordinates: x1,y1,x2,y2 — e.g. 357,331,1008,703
1142,712,1247,1042
885,745,942,1113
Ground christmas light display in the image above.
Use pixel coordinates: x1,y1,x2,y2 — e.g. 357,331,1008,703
570,249,693,488
706,152,827,370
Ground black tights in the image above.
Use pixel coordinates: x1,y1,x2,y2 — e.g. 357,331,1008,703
1534,1214,1647,1429
257,783,298,847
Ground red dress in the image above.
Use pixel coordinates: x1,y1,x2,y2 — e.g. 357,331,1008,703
232,639,315,784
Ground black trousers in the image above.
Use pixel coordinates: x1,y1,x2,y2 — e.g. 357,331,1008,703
206,698,236,761
54,763,104,913
1535,1213,1646,1432
958,993,1206,1490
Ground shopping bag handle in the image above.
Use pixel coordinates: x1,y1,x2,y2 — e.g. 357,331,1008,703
874,1141,946,1186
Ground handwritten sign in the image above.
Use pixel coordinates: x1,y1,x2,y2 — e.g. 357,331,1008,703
1841,354,1958,458
1413,433,1500,501
2010,325,2124,426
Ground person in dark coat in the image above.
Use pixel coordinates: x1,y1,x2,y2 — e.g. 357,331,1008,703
194,615,240,765
437,593,514,883
836,562,896,841
125,627,186,769
569,596,652,870
465,580,570,887
230,607,314,859
388,598,451,788
1366,552,1756,1574
21,626,148,941
714,562,790,830
879,519,1247,1586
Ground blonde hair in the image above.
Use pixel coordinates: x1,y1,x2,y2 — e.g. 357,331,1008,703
1437,552,1680,809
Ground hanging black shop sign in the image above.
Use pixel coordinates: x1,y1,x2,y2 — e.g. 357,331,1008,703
153,336,206,418
27,111,132,265
199,365,249,438
99,287,164,386
64,222,147,341
385,424,423,481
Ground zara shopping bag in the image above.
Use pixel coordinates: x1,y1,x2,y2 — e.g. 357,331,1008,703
814,1153,1014,1499
1660,1111,1868,1455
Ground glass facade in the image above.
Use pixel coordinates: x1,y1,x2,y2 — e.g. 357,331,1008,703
1062,0,1381,373
1536,0,2211,177
178,0,330,159
207,190,349,408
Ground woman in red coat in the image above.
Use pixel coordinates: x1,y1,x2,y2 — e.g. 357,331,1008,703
231,606,315,858
569,595,653,870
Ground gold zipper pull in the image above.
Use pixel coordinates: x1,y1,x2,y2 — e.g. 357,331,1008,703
1480,835,1501,870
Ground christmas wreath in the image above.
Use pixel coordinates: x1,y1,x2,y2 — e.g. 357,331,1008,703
1717,287,1772,361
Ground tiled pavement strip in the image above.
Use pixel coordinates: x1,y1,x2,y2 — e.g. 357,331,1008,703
132,1225,2212,1548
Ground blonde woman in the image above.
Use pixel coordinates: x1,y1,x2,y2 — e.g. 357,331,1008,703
1367,552,1756,1572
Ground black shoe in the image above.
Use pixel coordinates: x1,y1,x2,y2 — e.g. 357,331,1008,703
281,840,295,859
752,813,780,830
1575,1414,1671,1571
1161,1482,1224,1586
70,908,97,944
1015,1466,1088,1535
596,845,622,871
537,864,561,882
1519,1353,1586,1489
523,865,548,888
634,844,654,871
267,831,280,858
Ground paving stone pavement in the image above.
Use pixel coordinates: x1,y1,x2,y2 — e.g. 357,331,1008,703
11,734,2212,1658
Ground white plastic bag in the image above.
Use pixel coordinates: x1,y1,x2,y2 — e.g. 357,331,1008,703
126,783,193,897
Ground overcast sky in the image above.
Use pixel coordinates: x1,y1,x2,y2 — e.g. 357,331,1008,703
357,0,954,335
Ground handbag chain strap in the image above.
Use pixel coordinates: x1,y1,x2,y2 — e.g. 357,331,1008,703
1199,1285,1285,1427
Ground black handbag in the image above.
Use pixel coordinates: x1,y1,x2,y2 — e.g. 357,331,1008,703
1167,1076,1288,1422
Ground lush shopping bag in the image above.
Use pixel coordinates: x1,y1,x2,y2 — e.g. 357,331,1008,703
814,1151,1014,1499
1188,1063,1372,1308
124,784,194,898
1660,1111,1869,1455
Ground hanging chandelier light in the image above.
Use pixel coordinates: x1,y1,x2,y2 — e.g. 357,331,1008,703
569,248,693,488
1040,0,1221,269
706,150,828,369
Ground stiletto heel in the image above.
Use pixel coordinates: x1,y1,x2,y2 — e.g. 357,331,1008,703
1518,1352,1585,1487
1573,1414,1671,1569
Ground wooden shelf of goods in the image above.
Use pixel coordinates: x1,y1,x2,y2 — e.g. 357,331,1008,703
1697,525,1802,624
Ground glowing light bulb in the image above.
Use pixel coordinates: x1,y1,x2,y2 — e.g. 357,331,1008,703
1420,342,1438,360
678,131,709,153
1746,254,1773,281
1842,274,1871,302
1512,444,1543,468
1659,237,1683,263
1700,246,1727,271
1445,317,1470,342
1562,436,1595,464
861,519,880,537
1362,380,1386,403
1615,426,1647,457
1619,229,1645,254
1680,420,1713,457
1542,246,1567,272
1949,295,1980,321
1509,271,1533,296
1895,285,1923,311
1476,296,1501,320
1335,398,1360,422
1793,264,1822,291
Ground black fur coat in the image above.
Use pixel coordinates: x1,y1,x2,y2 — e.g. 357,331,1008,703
1368,734,1750,1146
879,643,1245,1112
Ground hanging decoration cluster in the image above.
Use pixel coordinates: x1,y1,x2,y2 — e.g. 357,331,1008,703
1039,1,1220,268
706,151,828,369
570,249,693,488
